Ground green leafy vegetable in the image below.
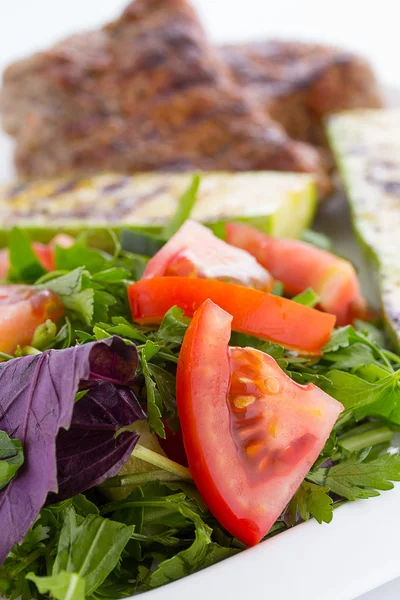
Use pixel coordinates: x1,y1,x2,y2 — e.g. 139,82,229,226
162,174,200,238
301,229,333,251
26,571,86,600
292,287,319,307
141,341,165,438
7,228,46,283
290,481,333,524
310,454,400,500
0,432,24,491
156,307,189,345
322,369,400,422
53,507,133,596
149,504,238,587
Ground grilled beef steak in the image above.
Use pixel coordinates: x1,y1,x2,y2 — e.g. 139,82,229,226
0,0,330,194
220,40,382,149
2,0,329,191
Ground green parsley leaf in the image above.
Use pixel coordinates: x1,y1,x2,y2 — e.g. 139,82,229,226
27,571,85,600
322,369,400,423
38,268,95,326
162,174,200,239
291,481,333,524
0,431,24,491
323,453,400,500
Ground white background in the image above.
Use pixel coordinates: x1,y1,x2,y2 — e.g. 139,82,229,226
0,2,399,598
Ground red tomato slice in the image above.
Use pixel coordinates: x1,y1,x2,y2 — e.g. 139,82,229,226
128,277,336,355
225,222,367,325
0,234,74,278
176,299,343,546
0,285,63,354
142,220,273,291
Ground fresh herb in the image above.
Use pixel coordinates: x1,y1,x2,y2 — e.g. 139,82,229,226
162,174,200,239
0,337,142,562
292,287,319,307
0,432,24,491
308,453,400,500
7,227,46,283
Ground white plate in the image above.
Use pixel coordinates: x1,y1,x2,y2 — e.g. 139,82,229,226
1,3,399,599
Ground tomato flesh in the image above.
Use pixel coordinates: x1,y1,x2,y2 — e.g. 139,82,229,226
129,276,336,355
0,234,74,279
177,299,343,546
0,285,63,354
225,222,367,325
143,220,273,291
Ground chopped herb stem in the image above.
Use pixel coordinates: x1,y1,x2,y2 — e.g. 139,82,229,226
99,469,187,488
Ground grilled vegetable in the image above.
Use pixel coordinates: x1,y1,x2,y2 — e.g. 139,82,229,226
327,109,400,347
0,172,317,249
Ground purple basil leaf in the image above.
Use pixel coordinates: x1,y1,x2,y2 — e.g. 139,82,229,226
87,337,139,385
0,337,139,564
54,382,145,501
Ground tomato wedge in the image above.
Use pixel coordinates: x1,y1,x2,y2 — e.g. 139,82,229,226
176,299,343,546
0,234,74,279
0,286,63,354
128,277,336,354
225,222,366,325
142,220,273,291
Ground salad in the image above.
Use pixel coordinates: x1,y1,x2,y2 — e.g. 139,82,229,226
1,181,400,600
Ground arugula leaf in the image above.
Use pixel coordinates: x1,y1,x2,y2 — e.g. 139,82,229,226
141,341,165,438
290,481,333,524
7,227,46,283
162,174,201,239
27,571,85,600
292,287,319,307
120,230,165,258
156,307,189,345
149,504,237,587
0,432,24,491
318,454,400,500
53,507,133,596
148,364,178,430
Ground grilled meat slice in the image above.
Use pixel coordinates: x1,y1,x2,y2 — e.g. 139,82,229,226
0,0,330,195
220,40,383,149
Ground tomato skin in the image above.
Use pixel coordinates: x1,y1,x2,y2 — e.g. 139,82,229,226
225,222,367,325
0,234,74,278
0,285,63,354
142,220,273,292
128,277,336,355
177,299,343,546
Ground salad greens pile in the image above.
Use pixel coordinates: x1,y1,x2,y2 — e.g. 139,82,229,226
1,198,400,600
